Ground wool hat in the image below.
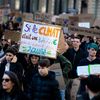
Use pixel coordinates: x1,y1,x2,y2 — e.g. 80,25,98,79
87,43,99,51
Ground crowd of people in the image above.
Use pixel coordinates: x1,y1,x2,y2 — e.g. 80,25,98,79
0,14,100,100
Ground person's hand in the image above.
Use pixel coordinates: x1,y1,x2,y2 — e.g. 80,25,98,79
79,75,88,80
11,55,17,63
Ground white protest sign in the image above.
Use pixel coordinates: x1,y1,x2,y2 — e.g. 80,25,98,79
77,64,100,76
19,21,61,58
77,65,89,76
90,64,100,75
78,22,90,28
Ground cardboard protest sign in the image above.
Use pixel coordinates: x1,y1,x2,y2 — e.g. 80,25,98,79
23,13,33,21
0,6,10,23
34,12,52,24
0,9,4,20
93,19,100,27
68,14,95,27
77,65,89,76
59,13,73,19
78,14,95,26
49,63,66,90
4,30,21,42
77,64,100,76
56,18,69,26
68,25,100,37
58,30,69,54
69,15,79,25
19,21,61,58
78,22,90,28
0,7,11,16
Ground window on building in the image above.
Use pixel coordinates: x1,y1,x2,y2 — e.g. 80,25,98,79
15,0,20,10
81,0,88,13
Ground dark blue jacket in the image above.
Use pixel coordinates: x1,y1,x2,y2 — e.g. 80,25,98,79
26,71,61,100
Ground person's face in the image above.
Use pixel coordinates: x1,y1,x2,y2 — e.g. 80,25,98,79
72,38,81,48
31,55,39,65
2,74,14,92
97,38,100,45
88,48,97,57
38,66,48,77
5,53,15,62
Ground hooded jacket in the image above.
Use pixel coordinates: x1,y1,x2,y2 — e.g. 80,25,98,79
26,71,61,100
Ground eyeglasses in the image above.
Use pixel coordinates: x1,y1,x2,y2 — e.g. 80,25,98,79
2,78,11,82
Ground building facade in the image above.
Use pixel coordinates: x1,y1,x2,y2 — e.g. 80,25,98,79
0,0,100,18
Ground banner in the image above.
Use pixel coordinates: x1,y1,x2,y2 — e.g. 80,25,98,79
4,31,21,42
0,8,10,23
19,21,61,58
23,13,33,21
56,18,69,26
58,30,69,54
68,25,100,37
34,12,52,24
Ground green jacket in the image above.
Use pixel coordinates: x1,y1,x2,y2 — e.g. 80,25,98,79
55,54,72,83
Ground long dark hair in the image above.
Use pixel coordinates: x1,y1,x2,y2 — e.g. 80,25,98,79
28,54,40,67
3,71,20,92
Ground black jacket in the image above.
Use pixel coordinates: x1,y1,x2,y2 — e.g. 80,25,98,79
0,60,23,85
26,71,61,100
23,64,38,91
77,92,100,100
0,89,28,100
63,48,86,78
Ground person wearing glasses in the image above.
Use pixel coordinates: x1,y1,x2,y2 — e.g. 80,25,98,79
26,58,61,100
0,71,28,100
0,47,23,87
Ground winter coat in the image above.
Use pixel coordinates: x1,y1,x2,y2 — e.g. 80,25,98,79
49,54,72,84
63,48,87,78
91,94,100,100
23,64,38,91
0,57,23,85
0,89,28,100
26,71,61,100
55,55,72,82
77,92,100,100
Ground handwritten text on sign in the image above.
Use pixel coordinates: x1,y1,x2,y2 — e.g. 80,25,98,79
19,21,61,58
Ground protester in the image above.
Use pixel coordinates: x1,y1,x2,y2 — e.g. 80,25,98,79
77,75,100,100
26,58,61,100
63,36,86,78
23,54,40,91
54,53,72,100
0,43,4,58
0,47,24,86
77,43,100,96
0,71,28,100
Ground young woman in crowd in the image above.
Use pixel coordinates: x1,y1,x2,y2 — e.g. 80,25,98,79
0,71,28,100
23,54,40,91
